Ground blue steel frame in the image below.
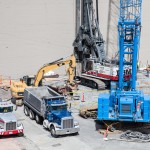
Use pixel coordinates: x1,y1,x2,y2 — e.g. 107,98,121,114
97,0,150,123
118,0,142,91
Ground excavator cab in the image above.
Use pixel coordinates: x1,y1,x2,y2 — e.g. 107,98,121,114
23,75,42,86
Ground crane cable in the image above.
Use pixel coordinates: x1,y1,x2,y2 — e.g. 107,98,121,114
119,130,150,142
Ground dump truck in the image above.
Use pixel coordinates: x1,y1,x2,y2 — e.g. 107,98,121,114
23,86,79,137
0,99,24,136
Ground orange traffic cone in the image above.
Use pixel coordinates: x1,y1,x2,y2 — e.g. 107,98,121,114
81,92,85,102
103,127,109,141
9,76,12,85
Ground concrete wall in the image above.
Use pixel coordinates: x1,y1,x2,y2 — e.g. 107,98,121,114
106,0,150,68
106,0,119,58
0,0,149,78
0,0,75,78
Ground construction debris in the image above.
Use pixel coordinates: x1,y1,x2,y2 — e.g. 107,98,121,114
79,104,97,119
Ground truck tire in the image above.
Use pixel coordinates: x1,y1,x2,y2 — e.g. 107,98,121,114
29,110,35,120
35,114,42,124
50,126,58,138
73,132,79,136
11,97,16,105
18,132,24,137
24,106,29,116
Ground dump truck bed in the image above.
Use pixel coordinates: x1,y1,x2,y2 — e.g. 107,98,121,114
23,86,64,117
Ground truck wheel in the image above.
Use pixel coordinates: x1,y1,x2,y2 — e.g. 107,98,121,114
18,132,24,137
24,106,29,116
35,114,42,124
50,126,58,138
11,97,16,105
73,132,79,136
29,110,35,120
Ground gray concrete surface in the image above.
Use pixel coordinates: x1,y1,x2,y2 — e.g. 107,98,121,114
1,81,150,150
0,0,75,78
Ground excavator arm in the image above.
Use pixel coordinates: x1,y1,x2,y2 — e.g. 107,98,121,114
34,55,76,86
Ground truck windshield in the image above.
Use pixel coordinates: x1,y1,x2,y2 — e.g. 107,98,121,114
52,105,67,111
0,106,13,113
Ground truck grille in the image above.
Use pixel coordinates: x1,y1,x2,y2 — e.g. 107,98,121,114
122,104,131,113
6,122,16,131
62,118,73,129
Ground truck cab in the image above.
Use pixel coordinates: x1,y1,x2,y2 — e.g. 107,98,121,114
43,97,79,137
23,75,42,86
0,100,24,136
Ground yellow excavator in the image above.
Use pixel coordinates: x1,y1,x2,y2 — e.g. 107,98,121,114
34,54,76,87
10,54,76,102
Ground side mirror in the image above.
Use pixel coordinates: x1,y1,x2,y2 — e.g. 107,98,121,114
68,108,72,113
67,103,72,109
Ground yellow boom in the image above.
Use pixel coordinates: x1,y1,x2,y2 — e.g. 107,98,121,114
34,54,76,86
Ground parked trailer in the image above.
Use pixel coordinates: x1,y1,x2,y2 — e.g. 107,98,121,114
23,86,79,137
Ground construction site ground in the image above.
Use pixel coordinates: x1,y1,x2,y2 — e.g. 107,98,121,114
0,71,150,150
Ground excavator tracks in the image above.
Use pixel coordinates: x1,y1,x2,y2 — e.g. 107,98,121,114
79,75,106,89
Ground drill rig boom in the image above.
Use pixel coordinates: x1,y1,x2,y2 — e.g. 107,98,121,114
74,0,106,64
74,0,131,89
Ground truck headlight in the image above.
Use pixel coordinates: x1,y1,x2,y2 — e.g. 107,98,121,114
17,122,22,127
74,122,79,126
55,125,61,129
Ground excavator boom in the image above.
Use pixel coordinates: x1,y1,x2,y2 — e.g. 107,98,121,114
34,55,76,86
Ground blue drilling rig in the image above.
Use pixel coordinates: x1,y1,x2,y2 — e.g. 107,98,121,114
97,0,150,122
